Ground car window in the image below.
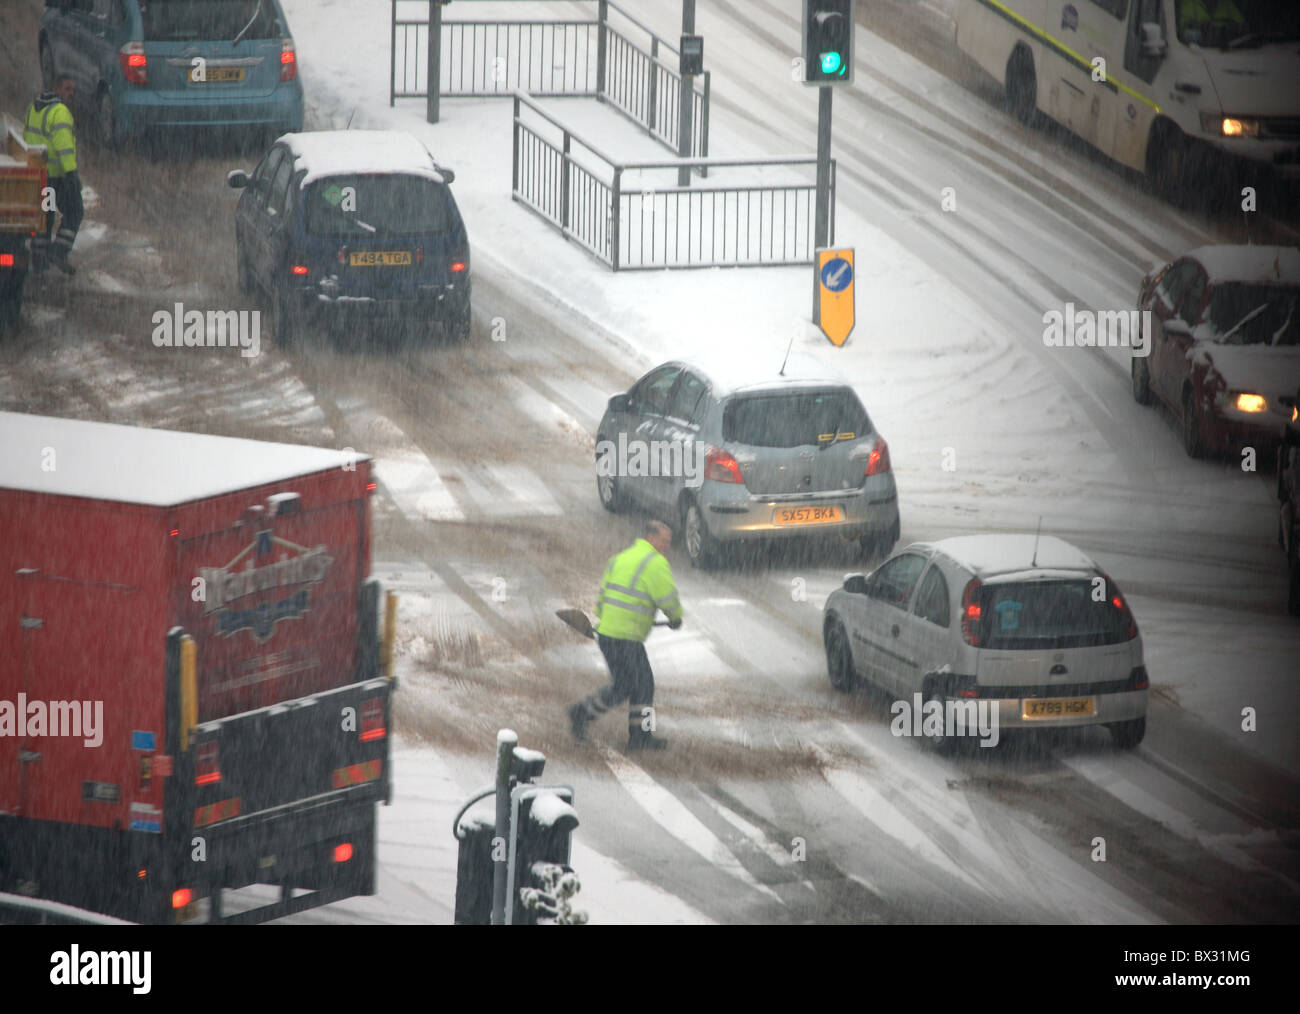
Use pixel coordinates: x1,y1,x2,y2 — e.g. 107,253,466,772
1204,283,1300,347
633,367,680,416
303,175,452,237
141,0,281,42
268,159,293,218
977,579,1133,649
912,566,950,628
868,553,927,611
1177,269,1206,326
249,147,285,208
722,387,870,448
1156,261,1196,314
666,371,707,424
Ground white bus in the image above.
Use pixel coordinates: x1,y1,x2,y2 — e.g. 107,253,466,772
954,0,1300,199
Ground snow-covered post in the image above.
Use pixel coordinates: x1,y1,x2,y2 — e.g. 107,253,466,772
677,0,696,187
426,0,442,124
596,1,608,99
610,167,623,270
490,728,518,925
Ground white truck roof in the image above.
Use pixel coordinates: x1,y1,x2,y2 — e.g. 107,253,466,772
0,412,368,507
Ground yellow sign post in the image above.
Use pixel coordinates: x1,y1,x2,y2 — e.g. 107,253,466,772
816,247,855,347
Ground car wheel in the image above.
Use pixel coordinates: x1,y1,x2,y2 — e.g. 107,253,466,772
446,294,471,342
596,443,624,513
1108,717,1145,750
273,286,302,349
235,237,254,297
1004,46,1037,127
1146,120,1189,208
97,88,122,151
825,619,856,692
682,498,718,569
922,679,958,754
40,44,55,91
1181,390,1205,458
1131,354,1152,405
860,516,900,560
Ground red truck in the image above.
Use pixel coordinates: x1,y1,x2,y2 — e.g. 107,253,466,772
0,412,395,923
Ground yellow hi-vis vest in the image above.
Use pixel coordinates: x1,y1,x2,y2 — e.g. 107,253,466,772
24,98,77,178
594,538,683,642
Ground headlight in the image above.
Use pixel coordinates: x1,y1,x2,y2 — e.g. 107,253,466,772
1201,112,1261,138
1234,392,1267,413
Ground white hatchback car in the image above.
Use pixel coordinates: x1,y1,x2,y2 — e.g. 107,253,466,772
823,534,1149,749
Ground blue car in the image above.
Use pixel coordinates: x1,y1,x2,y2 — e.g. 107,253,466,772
228,130,472,345
39,0,304,147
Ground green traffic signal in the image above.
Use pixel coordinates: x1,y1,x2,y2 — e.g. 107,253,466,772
819,51,843,75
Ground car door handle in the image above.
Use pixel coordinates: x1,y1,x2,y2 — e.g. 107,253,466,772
891,624,900,637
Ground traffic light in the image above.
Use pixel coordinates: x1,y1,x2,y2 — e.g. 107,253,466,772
506,784,586,925
803,0,855,84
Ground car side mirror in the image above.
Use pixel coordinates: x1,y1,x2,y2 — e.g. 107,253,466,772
1140,22,1166,58
608,393,632,414
1163,319,1192,339
842,573,868,595
227,169,251,189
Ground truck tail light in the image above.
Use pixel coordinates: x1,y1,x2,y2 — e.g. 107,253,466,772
119,42,147,85
280,39,297,81
960,578,982,646
360,697,386,742
195,741,221,786
864,437,891,477
172,888,193,909
704,446,744,484
0,253,14,268
333,843,353,863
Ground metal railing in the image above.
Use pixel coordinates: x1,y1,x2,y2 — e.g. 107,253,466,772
512,93,833,271
391,1,709,162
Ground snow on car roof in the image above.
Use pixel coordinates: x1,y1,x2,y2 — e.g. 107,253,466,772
1187,245,1300,285
678,351,851,395
279,130,449,186
925,534,1098,579
0,412,367,507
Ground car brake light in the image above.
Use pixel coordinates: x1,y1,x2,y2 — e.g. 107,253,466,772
450,261,467,273
360,697,386,742
333,843,353,863
195,741,221,786
704,446,744,484
865,437,891,477
119,42,147,85
960,578,982,646
291,264,309,276
172,888,193,909
337,246,348,264
1100,572,1139,639
1129,665,1149,690
0,253,14,267
280,39,297,82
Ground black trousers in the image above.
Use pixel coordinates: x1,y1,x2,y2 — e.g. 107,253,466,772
574,634,657,737
41,175,83,252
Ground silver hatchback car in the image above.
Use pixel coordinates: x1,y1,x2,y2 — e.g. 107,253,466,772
823,534,1149,750
594,354,901,567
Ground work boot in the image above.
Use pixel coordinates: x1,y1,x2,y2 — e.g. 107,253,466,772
568,703,591,742
51,245,75,277
626,731,668,752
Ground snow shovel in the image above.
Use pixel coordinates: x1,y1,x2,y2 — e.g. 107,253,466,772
555,608,669,640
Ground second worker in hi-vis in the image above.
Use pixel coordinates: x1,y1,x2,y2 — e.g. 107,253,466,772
569,519,683,751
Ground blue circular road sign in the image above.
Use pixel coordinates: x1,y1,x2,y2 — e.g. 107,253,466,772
820,257,852,293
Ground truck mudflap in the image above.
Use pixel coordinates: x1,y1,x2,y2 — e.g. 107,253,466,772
171,676,392,923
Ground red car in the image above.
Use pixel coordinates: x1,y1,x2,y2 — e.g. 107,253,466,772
1132,245,1300,458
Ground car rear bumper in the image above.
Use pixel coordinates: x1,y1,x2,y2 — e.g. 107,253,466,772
117,85,303,132
704,475,899,541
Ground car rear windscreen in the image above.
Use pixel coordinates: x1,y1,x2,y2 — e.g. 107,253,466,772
723,388,870,448
1206,283,1299,346
142,0,280,42
304,175,452,237
978,580,1132,649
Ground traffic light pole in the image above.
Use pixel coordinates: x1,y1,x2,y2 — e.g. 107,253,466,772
813,85,832,323
678,0,696,187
